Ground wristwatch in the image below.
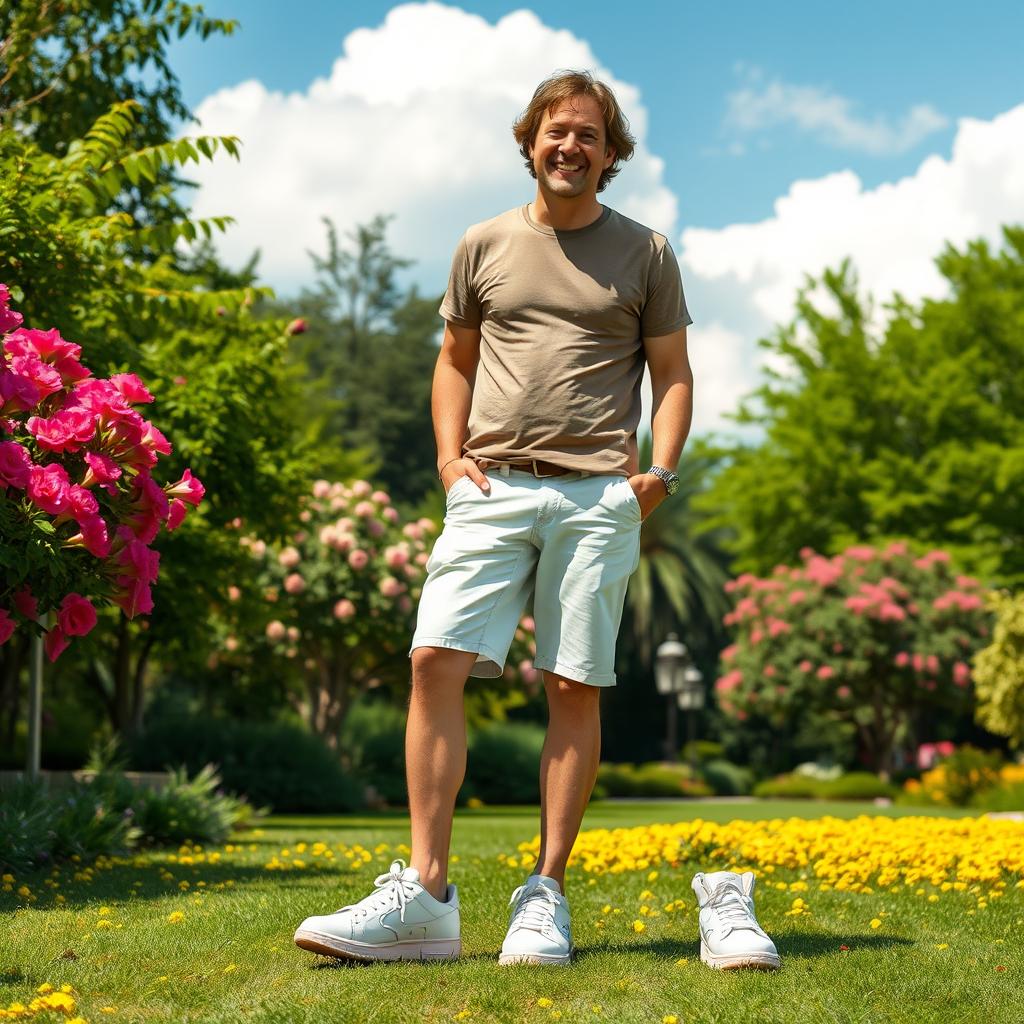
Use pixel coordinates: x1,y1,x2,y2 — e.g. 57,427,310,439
647,465,680,496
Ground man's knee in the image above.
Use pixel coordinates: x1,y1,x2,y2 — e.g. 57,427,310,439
543,671,602,705
410,646,476,688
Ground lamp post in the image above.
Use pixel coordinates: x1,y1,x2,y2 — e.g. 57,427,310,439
677,665,705,775
655,633,689,762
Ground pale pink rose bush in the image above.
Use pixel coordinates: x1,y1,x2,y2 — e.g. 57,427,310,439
715,541,991,771
0,285,205,661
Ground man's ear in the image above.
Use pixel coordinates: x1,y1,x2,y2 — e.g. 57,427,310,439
604,146,617,169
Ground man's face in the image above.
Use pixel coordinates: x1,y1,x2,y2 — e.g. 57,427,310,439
529,94,615,200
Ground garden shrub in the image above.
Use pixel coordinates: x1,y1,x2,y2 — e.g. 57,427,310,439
596,762,712,798
700,758,755,796
339,700,407,805
462,722,546,805
754,771,897,800
128,715,363,813
0,778,138,873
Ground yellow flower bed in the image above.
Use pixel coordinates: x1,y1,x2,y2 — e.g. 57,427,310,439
509,816,1024,890
905,761,1024,804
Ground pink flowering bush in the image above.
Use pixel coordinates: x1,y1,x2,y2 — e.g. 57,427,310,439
226,478,537,742
0,285,205,661
715,541,992,773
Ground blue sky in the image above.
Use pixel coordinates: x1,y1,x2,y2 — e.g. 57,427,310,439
164,1,1024,436
168,0,1024,230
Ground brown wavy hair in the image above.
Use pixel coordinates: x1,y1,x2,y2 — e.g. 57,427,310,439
512,70,636,193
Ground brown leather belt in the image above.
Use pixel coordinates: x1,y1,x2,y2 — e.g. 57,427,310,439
493,458,572,477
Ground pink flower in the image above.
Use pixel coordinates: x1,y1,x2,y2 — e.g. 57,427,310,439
953,662,971,687
354,500,375,517
878,602,906,622
0,367,42,414
399,595,412,613
816,665,835,680
787,590,806,605
108,372,153,404
402,523,424,541
894,651,910,668
367,519,385,537
44,624,69,662
0,440,32,489
348,549,369,570
798,660,813,672
166,498,187,531
27,462,71,514
749,628,764,645
0,284,24,333
926,654,939,675
283,573,305,594
936,740,955,757
333,599,356,620
0,610,15,645
383,506,399,523
66,514,111,557
882,541,908,559
312,480,331,499
26,408,97,453
13,587,37,620
265,620,286,641
7,352,64,400
764,665,777,677
286,317,307,335
385,546,409,568
844,545,877,561
837,686,851,698
58,593,97,637
720,644,738,663
767,618,790,637
371,490,391,505
227,586,241,602
278,546,301,569
715,670,743,693
164,468,204,506
81,451,121,488
350,480,373,497
379,577,404,598
912,653,925,672
832,642,844,653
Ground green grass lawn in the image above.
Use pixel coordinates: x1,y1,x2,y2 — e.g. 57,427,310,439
2,800,1019,1023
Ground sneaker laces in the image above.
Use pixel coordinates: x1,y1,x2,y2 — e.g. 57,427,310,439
706,883,762,936
335,859,416,923
508,882,561,933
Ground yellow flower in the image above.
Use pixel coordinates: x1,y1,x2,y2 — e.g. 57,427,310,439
551,1013,562,1020
167,911,185,924
453,1011,472,1021
101,1007,118,1013
223,964,237,973
96,919,114,929
36,983,54,995
98,906,112,916
537,997,554,1008
870,919,882,929
591,1006,602,1014
632,920,646,933
675,958,688,966
664,1016,679,1024
936,943,949,950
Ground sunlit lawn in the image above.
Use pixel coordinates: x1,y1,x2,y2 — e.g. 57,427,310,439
2,800,1020,1023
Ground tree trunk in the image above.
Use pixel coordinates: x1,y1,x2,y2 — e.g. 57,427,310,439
0,632,29,753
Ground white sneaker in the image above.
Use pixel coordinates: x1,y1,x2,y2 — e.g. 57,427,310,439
499,875,572,966
294,860,460,962
692,870,781,970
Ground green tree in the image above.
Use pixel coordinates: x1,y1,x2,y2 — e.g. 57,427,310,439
973,590,1024,748
276,216,441,505
699,229,1024,588
1,0,238,229
0,101,308,739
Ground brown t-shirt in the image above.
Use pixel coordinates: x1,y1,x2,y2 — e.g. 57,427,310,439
439,204,692,477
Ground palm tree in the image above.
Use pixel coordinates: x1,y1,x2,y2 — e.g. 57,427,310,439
620,435,735,671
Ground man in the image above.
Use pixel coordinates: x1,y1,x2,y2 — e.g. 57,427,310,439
294,69,779,971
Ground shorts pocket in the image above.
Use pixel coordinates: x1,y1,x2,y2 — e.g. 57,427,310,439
445,474,474,504
619,478,642,520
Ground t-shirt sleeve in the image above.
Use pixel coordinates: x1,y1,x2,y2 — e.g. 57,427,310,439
438,234,482,328
641,239,693,336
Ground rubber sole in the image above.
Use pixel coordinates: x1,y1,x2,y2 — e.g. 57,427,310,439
294,928,461,962
498,951,572,966
700,940,781,971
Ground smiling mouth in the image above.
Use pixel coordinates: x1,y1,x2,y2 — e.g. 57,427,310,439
551,161,584,174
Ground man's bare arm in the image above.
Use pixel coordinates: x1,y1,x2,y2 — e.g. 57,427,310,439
643,325,693,472
433,321,490,490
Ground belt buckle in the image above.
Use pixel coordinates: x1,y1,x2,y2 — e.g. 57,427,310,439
531,458,561,478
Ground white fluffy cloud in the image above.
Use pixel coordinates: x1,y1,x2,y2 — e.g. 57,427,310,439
679,102,1024,424
184,2,676,295
725,64,948,156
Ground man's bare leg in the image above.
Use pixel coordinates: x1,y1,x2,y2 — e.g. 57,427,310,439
532,672,602,891
407,646,478,901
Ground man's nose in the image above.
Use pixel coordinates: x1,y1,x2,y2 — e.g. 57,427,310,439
559,133,580,153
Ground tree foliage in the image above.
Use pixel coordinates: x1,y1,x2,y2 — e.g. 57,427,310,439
973,590,1024,747
700,229,1024,588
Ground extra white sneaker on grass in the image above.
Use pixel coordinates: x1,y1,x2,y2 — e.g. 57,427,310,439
294,860,460,962
499,875,572,966
692,870,781,971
